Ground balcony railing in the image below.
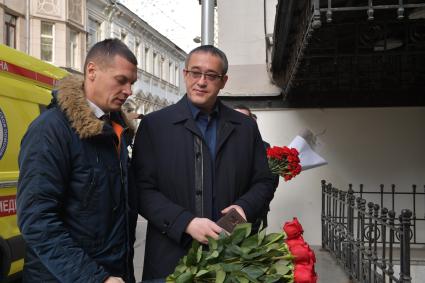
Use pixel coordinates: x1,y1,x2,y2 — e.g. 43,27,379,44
321,180,425,282
313,0,425,25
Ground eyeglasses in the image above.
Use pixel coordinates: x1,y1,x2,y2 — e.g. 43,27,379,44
184,69,223,82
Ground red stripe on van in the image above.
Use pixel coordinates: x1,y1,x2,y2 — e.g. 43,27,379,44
0,60,56,87
0,195,16,217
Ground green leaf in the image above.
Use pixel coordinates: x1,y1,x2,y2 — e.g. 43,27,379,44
241,234,259,250
209,236,218,250
196,244,203,263
189,266,198,275
260,273,284,283
235,223,252,237
236,277,250,283
206,250,220,261
272,260,292,276
221,263,244,272
241,248,268,260
185,241,201,266
195,269,209,277
174,263,187,274
266,243,280,252
264,233,285,246
175,271,193,283
241,265,266,279
186,252,197,266
257,227,266,245
227,244,244,256
215,268,226,283
258,221,264,233
231,223,251,245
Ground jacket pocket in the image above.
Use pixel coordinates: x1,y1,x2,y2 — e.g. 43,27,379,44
81,169,97,209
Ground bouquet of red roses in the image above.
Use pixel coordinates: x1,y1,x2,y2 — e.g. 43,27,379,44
283,218,317,283
167,218,317,283
266,146,302,181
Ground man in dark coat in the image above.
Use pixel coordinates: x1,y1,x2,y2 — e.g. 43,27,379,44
234,104,280,231
17,39,138,283
131,45,276,281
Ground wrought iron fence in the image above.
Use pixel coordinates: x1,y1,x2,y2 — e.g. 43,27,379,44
321,180,425,283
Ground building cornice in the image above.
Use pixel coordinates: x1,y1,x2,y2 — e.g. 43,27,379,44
0,3,26,17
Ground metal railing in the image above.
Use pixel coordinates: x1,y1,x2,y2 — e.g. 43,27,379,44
320,180,425,283
313,0,425,23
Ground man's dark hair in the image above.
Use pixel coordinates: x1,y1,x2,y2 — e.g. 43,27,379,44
185,45,228,75
234,104,252,116
84,38,138,75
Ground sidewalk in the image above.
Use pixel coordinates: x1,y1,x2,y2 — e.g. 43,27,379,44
311,246,352,283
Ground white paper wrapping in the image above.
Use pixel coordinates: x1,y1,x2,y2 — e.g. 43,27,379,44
288,135,327,171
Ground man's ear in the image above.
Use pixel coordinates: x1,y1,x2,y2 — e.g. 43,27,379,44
220,75,229,89
86,61,97,81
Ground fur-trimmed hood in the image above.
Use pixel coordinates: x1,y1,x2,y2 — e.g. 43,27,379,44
55,74,134,139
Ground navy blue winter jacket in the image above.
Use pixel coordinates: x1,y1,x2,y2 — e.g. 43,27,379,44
17,75,135,283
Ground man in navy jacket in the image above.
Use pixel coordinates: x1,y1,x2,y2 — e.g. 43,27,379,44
132,45,275,281
17,39,138,283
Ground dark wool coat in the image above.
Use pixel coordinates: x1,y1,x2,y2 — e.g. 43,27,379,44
17,75,135,283
131,96,275,280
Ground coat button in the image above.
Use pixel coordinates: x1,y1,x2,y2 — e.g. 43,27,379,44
195,152,201,158
196,190,202,196
161,230,166,235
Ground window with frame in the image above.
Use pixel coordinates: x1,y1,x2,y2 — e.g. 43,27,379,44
70,30,79,69
41,22,54,62
121,31,127,44
4,13,17,48
135,41,141,66
144,47,150,72
169,62,174,84
161,57,167,80
87,18,101,49
153,52,159,77
175,66,179,87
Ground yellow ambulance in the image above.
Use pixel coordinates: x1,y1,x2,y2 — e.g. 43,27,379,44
0,44,67,282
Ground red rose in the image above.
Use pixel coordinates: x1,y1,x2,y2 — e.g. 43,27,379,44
283,217,304,239
286,236,305,248
289,244,316,265
294,264,317,283
290,148,299,156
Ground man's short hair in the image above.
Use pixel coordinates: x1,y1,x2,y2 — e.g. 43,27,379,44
234,104,252,116
84,38,138,75
185,45,228,75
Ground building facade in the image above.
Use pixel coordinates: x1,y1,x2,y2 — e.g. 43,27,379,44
0,0,187,116
216,0,425,251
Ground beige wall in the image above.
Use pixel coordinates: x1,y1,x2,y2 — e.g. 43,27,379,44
55,22,67,67
3,0,26,13
217,0,280,96
254,107,425,245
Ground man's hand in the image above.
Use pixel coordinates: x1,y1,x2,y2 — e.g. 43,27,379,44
104,276,125,283
185,217,223,244
221,205,247,220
